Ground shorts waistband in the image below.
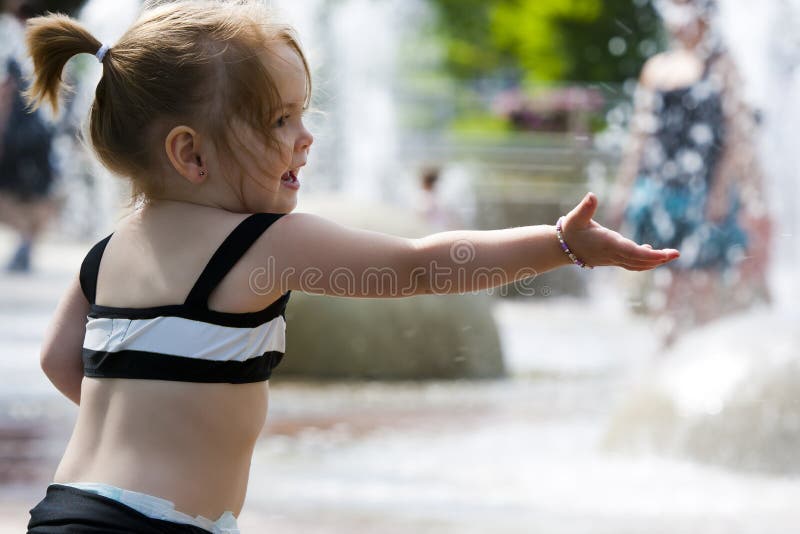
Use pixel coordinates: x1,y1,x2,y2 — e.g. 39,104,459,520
53,482,239,534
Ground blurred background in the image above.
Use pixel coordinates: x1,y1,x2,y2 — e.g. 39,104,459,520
1,0,798,532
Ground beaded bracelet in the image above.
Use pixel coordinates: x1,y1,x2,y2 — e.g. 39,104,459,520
555,216,593,269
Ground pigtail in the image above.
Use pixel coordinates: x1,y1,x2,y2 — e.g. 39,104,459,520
23,13,102,114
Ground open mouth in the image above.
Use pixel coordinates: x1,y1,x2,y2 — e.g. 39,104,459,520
280,169,300,189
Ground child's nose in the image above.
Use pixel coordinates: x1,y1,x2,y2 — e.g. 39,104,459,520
298,127,313,151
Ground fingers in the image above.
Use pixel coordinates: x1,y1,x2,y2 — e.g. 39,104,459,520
616,258,670,270
623,259,672,270
620,263,653,271
616,257,664,269
570,216,680,270
616,248,676,263
617,251,677,270
617,237,679,262
610,238,679,271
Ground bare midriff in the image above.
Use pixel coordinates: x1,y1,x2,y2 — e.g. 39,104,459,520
52,377,269,519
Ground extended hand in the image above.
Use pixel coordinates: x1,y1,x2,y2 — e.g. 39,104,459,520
561,193,680,271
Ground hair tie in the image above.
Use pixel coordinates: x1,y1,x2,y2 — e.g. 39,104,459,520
95,44,110,63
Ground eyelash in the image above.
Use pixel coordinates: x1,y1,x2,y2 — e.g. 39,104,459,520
274,108,308,128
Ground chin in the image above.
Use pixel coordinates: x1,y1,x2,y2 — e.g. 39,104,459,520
247,191,295,213
285,202,298,214
277,196,298,214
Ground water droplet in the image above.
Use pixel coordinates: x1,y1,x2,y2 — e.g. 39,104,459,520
678,149,704,173
609,37,628,56
690,123,713,145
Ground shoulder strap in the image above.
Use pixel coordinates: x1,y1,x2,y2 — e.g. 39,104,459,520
701,49,723,79
184,213,286,308
79,233,113,304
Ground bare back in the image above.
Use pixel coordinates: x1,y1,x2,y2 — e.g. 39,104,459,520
53,202,288,519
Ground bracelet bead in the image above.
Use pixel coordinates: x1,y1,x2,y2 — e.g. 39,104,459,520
555,216,593,269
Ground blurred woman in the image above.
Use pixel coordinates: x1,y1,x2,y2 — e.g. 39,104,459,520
610,0,771,347
0,0,71,273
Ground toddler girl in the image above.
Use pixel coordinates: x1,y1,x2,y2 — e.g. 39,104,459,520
25,1,678,532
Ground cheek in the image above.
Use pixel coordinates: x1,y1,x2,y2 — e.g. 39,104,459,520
262,145,292,175
276,139,295,166
244,136,290,175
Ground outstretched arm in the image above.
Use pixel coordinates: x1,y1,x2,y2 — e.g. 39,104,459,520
258,194,679,299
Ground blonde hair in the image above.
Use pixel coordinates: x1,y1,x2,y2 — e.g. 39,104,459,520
24,0,312,206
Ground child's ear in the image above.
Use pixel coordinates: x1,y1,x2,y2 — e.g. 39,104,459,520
164,125,207,183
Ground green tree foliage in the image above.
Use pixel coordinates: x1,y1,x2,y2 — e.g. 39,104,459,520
429,0,663,83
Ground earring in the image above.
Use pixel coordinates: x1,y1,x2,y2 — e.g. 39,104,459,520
199,170,206,176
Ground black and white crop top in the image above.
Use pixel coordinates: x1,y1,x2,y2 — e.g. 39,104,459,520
78,213,291,384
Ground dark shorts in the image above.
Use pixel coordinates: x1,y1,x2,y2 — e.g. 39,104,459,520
27,484,212,533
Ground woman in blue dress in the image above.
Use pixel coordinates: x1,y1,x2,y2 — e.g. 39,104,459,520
611,0,771,347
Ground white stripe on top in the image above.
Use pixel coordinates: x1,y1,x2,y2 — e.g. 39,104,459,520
84,315,286,362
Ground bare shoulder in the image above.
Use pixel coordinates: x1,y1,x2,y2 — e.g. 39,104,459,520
258,211,397,265
252,211,421,298
97,205,254,308
262,211,347,246
261,211,414,258
639,53,670,88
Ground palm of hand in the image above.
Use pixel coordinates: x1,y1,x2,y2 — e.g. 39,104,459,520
562,193,680,271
